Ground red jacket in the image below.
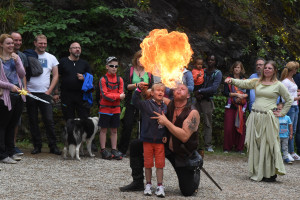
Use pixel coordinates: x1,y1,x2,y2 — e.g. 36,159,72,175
192,68,204,86
99,73,124,114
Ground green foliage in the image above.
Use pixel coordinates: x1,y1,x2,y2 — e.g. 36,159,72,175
212,95,227,147
0,0,23,32
16,0,136,66
213,95,227,130
137,0,151,12
210,31,223,44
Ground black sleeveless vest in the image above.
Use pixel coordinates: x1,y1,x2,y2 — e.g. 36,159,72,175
166,100,199,158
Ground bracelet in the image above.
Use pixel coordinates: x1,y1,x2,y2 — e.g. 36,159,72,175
135,83,138,87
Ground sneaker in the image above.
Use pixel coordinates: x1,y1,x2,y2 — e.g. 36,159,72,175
120,152,127,158
223,151,228,154
155,185,165,198
101,149,112,160
284,158,293,164
111,149,123,160
291,153,300,161
144,184,152,196
12,155,22,161
14,146,24,156
1,157,17,164
206,147,214,152
288,153,295,162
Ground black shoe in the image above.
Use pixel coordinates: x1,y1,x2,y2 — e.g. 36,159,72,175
119,180,144,192
31,148,41,154
91,143,98,152
50,146,62,155
262,174,277,182
101,148,112,160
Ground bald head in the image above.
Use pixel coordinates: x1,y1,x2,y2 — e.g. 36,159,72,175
69,42,81,58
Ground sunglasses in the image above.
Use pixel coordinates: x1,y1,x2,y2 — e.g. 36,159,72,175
108,64,119,68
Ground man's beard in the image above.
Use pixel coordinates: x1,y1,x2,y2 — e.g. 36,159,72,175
72,52,80,58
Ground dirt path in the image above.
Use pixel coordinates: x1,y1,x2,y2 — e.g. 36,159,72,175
1,149,300,200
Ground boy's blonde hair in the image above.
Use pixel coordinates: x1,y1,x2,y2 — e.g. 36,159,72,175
151,82,165,92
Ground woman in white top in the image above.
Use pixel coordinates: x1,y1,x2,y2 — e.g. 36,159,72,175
280,61,300,161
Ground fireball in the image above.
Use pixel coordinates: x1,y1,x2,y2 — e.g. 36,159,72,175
140,29,193,88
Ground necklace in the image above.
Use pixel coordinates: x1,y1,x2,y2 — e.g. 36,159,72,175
0,55,12,61
68,56,77,66
175,105,185,109
135,67,144,77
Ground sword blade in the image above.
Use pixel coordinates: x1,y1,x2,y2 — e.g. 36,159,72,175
201,167,222,191
27,93,50,104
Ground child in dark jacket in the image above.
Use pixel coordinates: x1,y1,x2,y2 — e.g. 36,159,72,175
132,82,167,197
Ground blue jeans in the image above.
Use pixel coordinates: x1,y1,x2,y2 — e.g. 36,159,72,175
287,105,299,153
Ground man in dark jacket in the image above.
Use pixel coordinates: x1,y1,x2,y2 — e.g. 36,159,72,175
194,54,222,152
10,31,28,156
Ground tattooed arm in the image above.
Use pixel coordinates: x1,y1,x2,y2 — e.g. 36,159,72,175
152,109,200,143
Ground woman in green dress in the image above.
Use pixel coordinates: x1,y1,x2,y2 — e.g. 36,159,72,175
225,60,293,182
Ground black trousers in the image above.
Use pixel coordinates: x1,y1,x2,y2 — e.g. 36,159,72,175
118,104,140,154
26,93,57,149
0,94,23,160
60,90,90,121
129,139,200,196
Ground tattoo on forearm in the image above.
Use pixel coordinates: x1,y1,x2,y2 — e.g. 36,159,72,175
188,115,197,131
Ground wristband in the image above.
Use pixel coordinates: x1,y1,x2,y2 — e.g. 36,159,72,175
135,83,138,87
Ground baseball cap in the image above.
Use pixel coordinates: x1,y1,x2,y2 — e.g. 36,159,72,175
106,56,118,65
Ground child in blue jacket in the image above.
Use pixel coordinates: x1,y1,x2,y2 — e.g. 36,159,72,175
132,82,167,197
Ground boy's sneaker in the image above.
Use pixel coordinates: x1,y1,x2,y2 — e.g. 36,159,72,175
291,153,300,161
155,185,165,198
287,153,295,162
14,147,24,156
1,157,17,164
101,149,112,160
144,184,152,196
111,149,123,160
284,158,293,164
11,155,22,161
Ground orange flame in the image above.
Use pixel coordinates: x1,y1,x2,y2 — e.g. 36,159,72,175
140,29,193,88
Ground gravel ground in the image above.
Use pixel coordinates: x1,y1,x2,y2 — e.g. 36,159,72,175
1,149,300,200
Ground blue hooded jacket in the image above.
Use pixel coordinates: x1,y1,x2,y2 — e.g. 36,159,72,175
132,89,167,143
82,73,94,106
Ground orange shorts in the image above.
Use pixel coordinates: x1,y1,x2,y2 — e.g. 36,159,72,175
143,142,165,168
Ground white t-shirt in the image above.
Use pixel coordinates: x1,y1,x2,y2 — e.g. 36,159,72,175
27,52,59,93
282,78,298,106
